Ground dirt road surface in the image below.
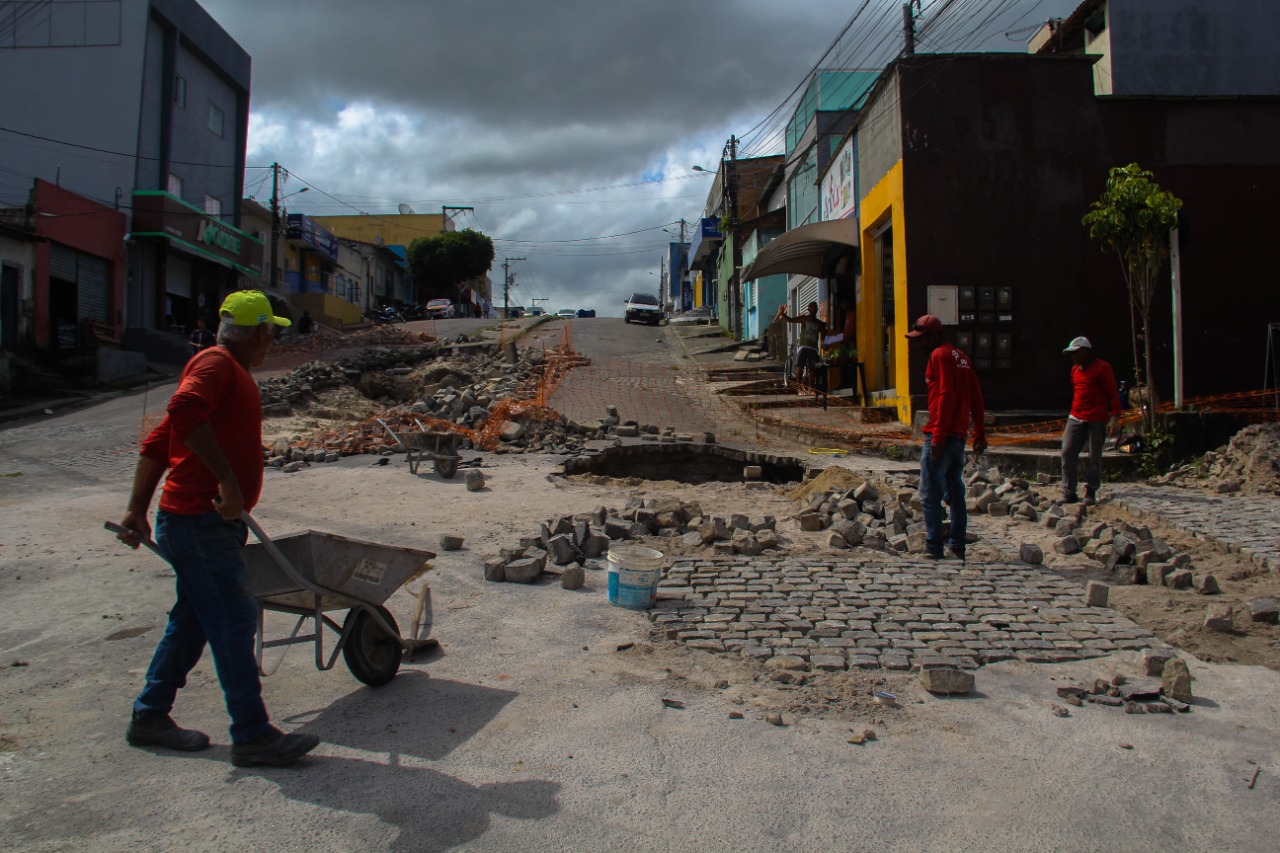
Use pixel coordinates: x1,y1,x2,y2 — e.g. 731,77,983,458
1,318,1277,852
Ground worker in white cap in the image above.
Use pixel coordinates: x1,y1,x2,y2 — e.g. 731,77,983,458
1061,336,1121,506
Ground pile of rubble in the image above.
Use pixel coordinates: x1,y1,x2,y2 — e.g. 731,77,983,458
1161,422,1280,495
795,478,928,554
1053,648,1194,714
484,495,781,586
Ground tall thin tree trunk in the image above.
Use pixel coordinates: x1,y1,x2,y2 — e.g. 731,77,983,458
1142,311,1158,431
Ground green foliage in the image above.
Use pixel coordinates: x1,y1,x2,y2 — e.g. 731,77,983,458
885,445,905,461
1137,427,1174,479
1081,163,1183,430
406,229,495,300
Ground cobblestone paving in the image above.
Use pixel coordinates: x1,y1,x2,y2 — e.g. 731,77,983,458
652,556,1158,671
1110,486,1280,572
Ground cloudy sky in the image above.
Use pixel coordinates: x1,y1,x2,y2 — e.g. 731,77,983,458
200,0,1081,316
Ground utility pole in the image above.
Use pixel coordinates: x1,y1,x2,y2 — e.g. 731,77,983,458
903,1,917,56
678,217,687,312
502,257,524,317
441,205,474,233
725,135,740,338
269,162,280,293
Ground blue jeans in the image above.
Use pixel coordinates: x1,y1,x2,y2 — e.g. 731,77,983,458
920,434,967,555
135,511,271,744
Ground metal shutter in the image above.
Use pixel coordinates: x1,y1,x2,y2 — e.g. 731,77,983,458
78,254,109,322
50,244,77,281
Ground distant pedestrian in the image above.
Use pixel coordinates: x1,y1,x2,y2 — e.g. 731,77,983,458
298,310,313,336
187,318,214,355
1060,336,1121,506
777,301,824,385
906,314,987,561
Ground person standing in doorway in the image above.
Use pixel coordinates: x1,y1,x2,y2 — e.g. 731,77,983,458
115,290,320,767
906,314,987,561
187,317,214,355
1060,336,1121,506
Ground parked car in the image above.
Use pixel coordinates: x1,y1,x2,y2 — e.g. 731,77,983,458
557,308,577,319
426,298,455,318
576,308,596,318
624,292,663,325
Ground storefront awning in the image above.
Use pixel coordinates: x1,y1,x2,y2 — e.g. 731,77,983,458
740,218,859,281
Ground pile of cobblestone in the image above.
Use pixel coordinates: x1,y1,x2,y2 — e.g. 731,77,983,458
483,496,781,586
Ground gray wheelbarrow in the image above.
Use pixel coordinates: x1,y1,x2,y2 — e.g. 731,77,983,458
376,417,462,478
105,514,437,687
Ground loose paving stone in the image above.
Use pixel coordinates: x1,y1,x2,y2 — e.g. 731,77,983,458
1162,658,1194,703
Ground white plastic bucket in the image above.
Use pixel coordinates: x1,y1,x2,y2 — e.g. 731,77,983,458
606,546,664,610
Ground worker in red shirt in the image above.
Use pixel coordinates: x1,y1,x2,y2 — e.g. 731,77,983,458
1060,336,1121,506
115,290,320,767
906,315,987,561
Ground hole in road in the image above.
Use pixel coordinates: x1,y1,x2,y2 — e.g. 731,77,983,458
563,443,806,485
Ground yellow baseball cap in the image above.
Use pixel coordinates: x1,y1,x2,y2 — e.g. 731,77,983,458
219,290,291,327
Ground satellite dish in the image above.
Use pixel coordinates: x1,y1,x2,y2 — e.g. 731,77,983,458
398,203,415,215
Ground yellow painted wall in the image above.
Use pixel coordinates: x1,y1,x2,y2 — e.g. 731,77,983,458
693,272,704,308
310,213,447,247
291,292,362,327
857,161,912,423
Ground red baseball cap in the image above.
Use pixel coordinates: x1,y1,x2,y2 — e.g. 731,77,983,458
904,314,943,338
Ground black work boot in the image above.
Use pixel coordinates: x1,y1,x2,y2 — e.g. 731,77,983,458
126,710,211,752
230,726,320,768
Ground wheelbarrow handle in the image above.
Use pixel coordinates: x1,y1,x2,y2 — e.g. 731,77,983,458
103,520,166,561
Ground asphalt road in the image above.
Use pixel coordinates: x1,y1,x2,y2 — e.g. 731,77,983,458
1,325,1277,852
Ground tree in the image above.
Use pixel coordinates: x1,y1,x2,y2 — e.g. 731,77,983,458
407,229,495,308
1082,163,1182,431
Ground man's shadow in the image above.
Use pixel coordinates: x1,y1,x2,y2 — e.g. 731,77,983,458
209,673,559,851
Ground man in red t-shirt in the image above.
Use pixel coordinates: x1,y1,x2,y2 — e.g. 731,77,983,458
1060,336,1121,506
115,290,320,767
906,315,987,561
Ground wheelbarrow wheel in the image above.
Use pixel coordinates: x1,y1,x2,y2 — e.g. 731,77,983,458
434,455,458,479
342,605,403,687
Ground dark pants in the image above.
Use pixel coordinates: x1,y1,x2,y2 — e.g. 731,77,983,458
1061,418,1107,500
135,511,271,744
920,434,967,555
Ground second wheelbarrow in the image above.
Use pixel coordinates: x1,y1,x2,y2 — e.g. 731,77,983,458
377,417,462,478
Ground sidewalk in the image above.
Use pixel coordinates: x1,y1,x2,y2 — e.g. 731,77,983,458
669,324,1140,477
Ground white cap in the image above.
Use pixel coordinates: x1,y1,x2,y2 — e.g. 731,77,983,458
1063,336,1092,353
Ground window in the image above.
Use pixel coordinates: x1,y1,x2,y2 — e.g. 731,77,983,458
203,195,221,216
207,102,224,137
167,173,184,198
174,75,186,108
